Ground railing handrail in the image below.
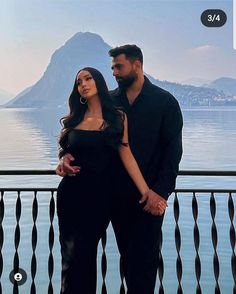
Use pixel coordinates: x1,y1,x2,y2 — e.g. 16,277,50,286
1,188,236,193
0,169,236,176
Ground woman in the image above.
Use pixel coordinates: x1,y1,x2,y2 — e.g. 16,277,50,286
56,67,149,294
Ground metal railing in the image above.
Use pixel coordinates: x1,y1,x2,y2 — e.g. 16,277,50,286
0,170,235,294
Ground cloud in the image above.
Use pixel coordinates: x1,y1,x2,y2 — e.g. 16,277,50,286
189,45,220,56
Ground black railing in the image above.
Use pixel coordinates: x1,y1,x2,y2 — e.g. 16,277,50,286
0,170,235,294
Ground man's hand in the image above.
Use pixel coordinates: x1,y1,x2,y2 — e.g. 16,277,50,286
140,189,168,216
55,153,81,177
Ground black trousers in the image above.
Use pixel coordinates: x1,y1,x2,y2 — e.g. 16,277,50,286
111,185,164,294
57,172,164,294
56,172,112,294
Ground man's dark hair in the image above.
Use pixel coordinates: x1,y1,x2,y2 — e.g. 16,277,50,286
109,44,143,65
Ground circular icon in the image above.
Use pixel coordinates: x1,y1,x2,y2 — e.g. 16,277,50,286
201,9,227,27
9,268,27,285
14,273,22,281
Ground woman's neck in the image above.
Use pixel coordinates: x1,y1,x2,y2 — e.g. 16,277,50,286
86,96,102,118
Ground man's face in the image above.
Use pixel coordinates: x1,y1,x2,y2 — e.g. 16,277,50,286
111,54,137,88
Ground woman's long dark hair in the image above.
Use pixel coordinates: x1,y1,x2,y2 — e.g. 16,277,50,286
58,67,125,158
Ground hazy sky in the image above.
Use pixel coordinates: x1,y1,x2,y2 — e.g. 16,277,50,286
0,0,235,95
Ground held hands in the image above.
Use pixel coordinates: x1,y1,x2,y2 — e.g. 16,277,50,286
55,153,81,177
139,189,168,216
55,154,167,215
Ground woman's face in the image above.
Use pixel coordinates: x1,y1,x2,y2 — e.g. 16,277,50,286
76,70,98,99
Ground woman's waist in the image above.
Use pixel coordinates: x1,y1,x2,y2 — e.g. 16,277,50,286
71,160,112,175
71,154,113,173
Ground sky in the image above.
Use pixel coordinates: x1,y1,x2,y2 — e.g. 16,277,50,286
0,0,235,95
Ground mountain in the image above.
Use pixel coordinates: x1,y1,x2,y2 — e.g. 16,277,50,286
0,89,14,106
6,32,116,108
204,77,236,96
181,78,211,87
4,86,32,107
6,32,236,108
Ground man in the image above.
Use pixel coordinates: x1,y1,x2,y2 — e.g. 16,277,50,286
56,45,183,293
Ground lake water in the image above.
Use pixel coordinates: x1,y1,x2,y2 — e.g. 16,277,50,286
0,107,235,293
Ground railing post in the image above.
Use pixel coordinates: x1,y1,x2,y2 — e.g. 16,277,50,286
0,191,4,294
13,190,22,294
48,191,55,294
119,257,126,294
30,191,38,294
210,192,220,294
192,192,201,294
174,192,183,294
158,229,164,294
228,192,236,294
101,231,107,294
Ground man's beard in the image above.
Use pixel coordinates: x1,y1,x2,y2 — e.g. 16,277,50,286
116,73,136,89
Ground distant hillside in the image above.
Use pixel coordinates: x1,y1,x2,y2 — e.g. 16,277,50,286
181,78,211,87
6,32,236,108
147,75,236,107
205,77,236,96
0,89,14,105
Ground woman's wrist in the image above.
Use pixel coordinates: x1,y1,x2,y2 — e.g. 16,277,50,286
142,188,150,198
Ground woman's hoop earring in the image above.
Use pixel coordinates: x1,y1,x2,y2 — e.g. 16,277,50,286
80,97,87,104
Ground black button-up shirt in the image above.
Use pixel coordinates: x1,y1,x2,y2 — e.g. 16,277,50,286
110,76,183,200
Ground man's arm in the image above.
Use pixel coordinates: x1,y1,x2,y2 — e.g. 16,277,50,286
141,96,182,215
152,96,183,200
55,153,81,177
